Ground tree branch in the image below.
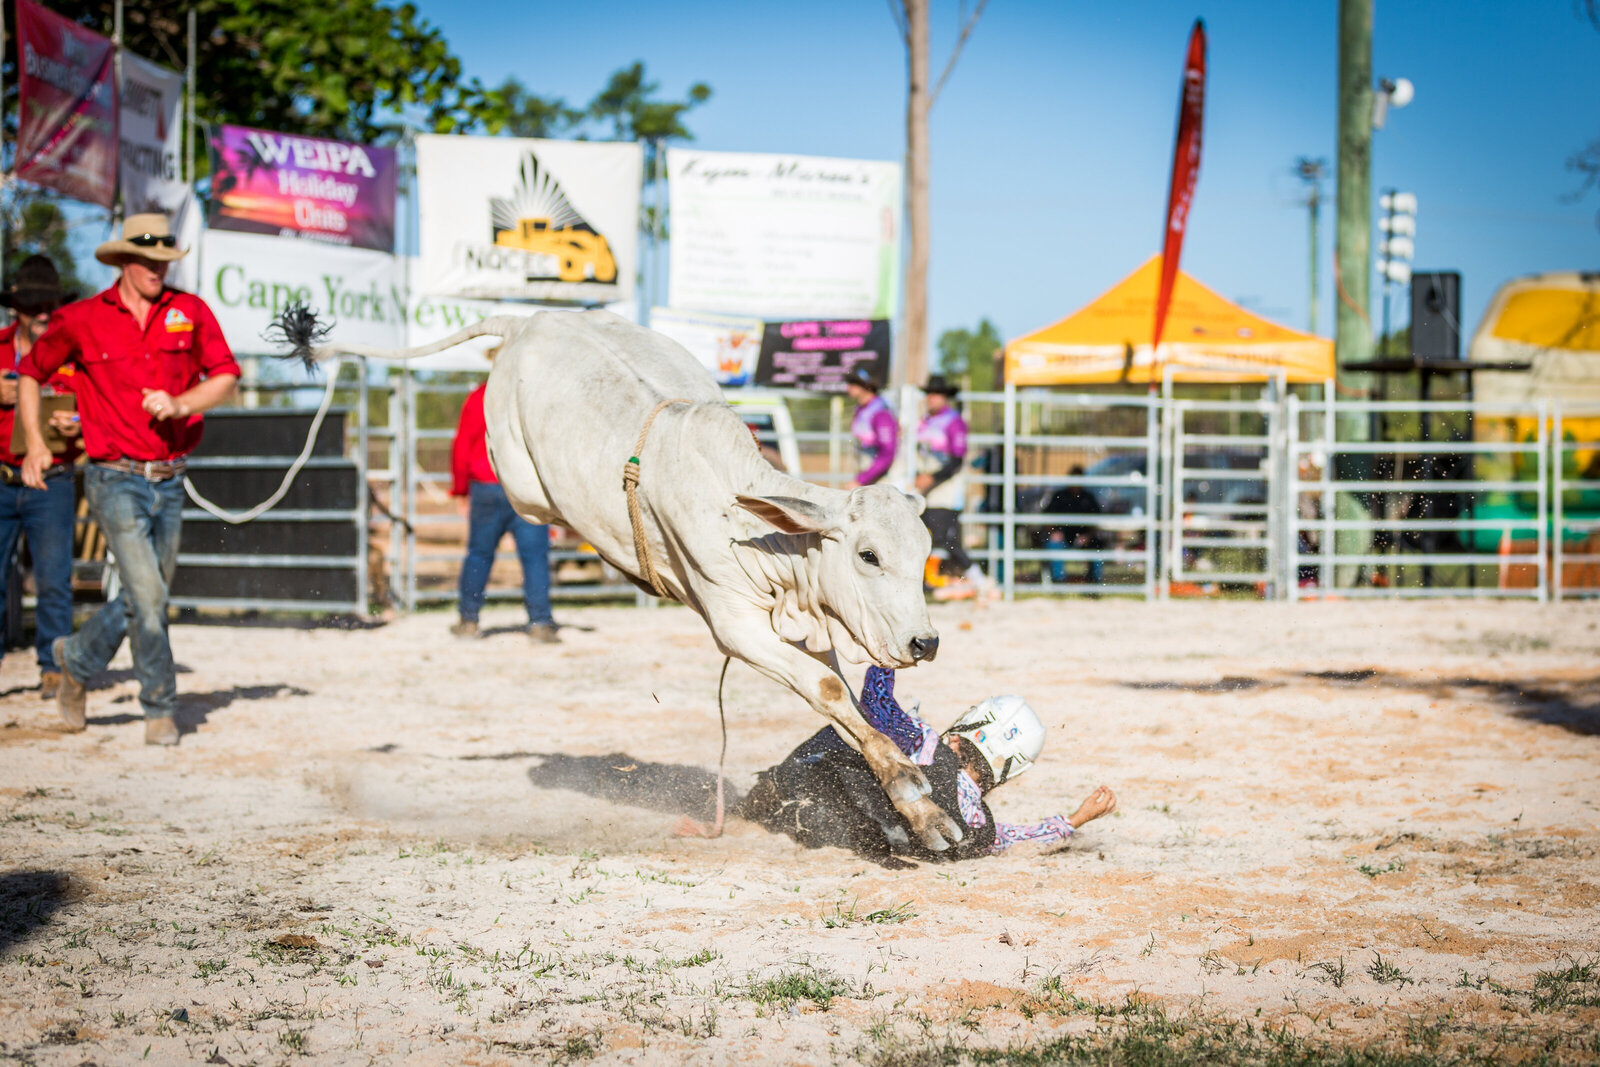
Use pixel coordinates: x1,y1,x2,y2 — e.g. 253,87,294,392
929,0,989,110
886,0,910,49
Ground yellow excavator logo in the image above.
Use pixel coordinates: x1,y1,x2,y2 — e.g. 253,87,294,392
493,217,617,284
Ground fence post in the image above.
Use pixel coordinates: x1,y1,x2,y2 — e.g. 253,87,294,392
1554,404,1564,602
354,358,370,617
1321,392,1335,593
1536,400,1549,604
1144,398,1160,600
403,369,418,612
1002,381,1016,602
1286,394,1302,601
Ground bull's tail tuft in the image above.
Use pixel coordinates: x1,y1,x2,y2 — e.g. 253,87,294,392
263,303,335,371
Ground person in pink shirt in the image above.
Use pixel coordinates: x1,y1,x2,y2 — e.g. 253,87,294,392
449,381,558,643
844,366,897,487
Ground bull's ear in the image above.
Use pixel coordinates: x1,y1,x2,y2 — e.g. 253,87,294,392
735,494,835,534
901,489,927,516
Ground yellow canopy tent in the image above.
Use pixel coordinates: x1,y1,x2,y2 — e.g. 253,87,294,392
1470,271,1600,405
1004,254,1334,385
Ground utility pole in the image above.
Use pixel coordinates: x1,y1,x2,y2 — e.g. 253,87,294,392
902,0,930,388
1295,157,1327,335
1335,0,1373,407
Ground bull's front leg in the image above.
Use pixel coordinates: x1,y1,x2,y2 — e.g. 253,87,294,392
721,626,964,852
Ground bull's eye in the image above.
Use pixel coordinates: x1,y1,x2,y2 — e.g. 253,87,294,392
858,550,880,567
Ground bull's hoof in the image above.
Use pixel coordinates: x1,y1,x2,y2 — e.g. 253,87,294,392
884,763,933,806
898,796,965,852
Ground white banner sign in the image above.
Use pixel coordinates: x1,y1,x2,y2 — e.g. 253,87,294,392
667,148,902,320
648,307,764,387
119,51,185,217
415,134,641,304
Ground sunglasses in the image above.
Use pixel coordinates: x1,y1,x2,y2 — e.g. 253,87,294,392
127,233,177,248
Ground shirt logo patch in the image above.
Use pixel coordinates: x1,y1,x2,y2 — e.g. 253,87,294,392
164,307,194,333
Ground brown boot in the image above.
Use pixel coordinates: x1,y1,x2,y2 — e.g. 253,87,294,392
51,638,86,733
449,619,480,639
144,717,179,746
40,672,62,700
527,623,561,644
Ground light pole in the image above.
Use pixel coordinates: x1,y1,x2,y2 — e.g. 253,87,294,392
1376,189,1417,357
1295,157,1328,335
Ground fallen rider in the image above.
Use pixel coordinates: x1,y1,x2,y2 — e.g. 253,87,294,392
740,666,1117,862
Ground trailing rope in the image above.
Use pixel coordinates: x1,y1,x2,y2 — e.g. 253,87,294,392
674,656,732,839
622,397,691,598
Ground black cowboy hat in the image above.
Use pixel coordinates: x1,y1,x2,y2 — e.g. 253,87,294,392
844,366,882,392
921,375,960,397
0,255,76,314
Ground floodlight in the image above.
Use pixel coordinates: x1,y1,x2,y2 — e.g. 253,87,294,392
1378,191,1418,215
1379,260,1412,285
1386,78,1414,109
1378,215,1416,236
1379,236,1415,260
1371,77,1414,130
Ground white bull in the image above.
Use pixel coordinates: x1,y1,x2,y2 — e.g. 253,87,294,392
294,308,963,852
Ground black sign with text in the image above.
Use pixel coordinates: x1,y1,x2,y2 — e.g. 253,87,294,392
754,319,891,393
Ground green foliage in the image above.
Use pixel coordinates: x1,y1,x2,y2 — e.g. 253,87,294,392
747,965,853,1010
937,318,1004,393
1,188,89,296
586,62,713,181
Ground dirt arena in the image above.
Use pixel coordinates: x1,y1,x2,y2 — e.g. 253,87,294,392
1,599,1597,1065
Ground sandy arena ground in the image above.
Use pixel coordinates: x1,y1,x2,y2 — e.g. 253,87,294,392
1,599,1598,1065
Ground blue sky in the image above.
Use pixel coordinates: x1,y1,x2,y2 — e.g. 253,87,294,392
409,0,1600,353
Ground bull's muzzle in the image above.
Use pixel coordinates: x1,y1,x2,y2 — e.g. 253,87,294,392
909,634,940,662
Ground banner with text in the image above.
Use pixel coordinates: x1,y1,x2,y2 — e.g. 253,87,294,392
208,125,397,251
667,149,901,320
415,134,641,304
649,308,764,387
118,51,185,217
754,319,891,393
14,0,117,207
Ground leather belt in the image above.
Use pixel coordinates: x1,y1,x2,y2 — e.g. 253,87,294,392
93,457,188,482
0,463,71,485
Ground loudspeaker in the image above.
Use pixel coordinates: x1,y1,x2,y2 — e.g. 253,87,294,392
1410,271,1461,359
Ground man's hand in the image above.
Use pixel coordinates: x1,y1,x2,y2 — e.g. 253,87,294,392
1067,786,1118,829
0,376,18,407
48,410,80,439
20,446,53,490
141,388,187,421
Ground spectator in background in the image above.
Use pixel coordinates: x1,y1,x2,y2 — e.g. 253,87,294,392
1042,466,1105,584
916,375,993,601
449,377,558,643
845,366,896,487
0,256,81,699
20,214,239,746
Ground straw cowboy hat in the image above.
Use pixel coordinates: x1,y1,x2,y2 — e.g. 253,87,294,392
0,255,76,313
95,213,189,266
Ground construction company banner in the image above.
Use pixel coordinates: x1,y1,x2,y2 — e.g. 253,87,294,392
415,134,641,303
199,229,584,370
667,148,902,320
14,0,117,207
118,51,185,216
753,319,891,393
208,125,398,252
649,307,764,387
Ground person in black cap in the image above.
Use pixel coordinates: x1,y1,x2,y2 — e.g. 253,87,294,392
0,255,82,699
916,375,993,600
844,366,898,487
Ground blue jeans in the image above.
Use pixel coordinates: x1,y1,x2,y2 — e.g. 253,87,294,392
0,470,77,674
58,466,186,720
459,480,552,625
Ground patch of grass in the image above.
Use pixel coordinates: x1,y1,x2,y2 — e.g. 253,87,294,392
747,965,853,1011
194,958,228,980
1302,957,1349,989
663,947,719,969
822,898,917,928
1356,859,1405,878
278,1028,309,1055
1531,956,1600,1012
1366,952,1413,988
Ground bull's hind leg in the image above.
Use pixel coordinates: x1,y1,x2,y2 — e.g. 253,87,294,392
721,629,964,852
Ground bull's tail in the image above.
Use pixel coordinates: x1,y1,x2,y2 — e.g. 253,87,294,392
266,302,526,370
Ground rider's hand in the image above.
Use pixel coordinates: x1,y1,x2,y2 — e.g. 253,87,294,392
48,410,80,438
20,446,53,490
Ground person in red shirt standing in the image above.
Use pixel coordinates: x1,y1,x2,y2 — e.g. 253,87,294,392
449,378,558,643
0,256,82,698
19,214,239,746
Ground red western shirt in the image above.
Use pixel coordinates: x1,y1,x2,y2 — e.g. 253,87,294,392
21,286,240,463
450,383,497,495
0,323,80,468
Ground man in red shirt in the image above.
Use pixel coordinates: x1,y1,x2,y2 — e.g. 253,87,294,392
0,256,82,698
19,214,239,746
449,378,557,642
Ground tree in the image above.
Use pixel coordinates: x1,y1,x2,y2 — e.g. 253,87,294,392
1,187,89,296
936,318,1002,393
489,77,582,140
887,0,989,388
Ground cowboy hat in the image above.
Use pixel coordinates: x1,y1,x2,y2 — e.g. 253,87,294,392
95,213,188,266
0,255,76,313
844,366,883,392
921,375,960,397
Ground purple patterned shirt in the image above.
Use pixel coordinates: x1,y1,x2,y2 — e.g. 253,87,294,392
851,396,899,485
858,666,1073,853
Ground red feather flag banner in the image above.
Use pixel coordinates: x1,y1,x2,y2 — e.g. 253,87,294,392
1152,18,1207,362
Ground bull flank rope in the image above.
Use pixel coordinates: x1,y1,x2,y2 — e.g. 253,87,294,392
622,398,692,599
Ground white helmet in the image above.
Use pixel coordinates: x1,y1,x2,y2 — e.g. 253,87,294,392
944,695,1045,787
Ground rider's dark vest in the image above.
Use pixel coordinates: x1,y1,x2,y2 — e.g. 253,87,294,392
740,728,995,862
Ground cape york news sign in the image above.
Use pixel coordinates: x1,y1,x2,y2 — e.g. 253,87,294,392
202,230,514,366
